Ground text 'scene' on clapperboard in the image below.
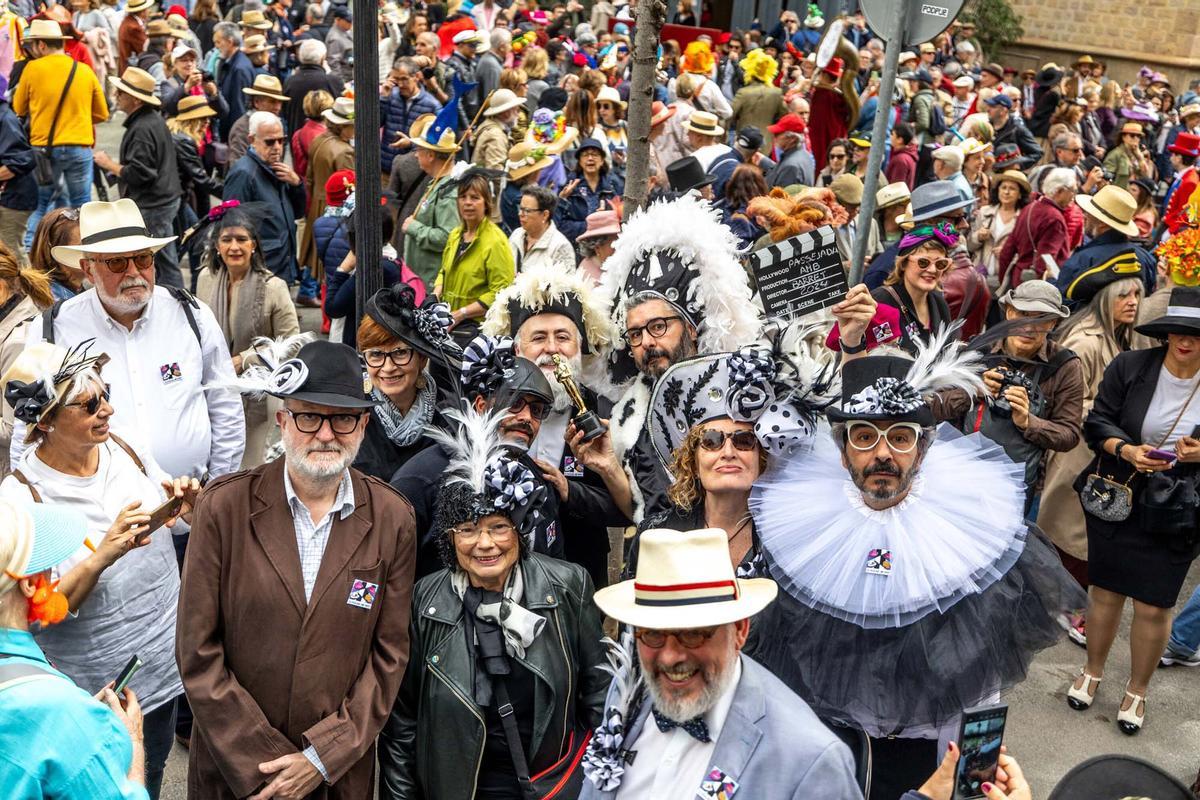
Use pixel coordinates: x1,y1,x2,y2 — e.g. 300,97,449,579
748,225,848,322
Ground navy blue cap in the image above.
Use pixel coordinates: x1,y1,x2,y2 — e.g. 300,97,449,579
576,138,605,155
985,93,1013,109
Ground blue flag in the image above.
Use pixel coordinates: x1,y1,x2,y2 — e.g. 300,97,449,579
427,75,478,146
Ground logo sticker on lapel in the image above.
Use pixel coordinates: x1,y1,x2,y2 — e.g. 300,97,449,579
562,456,585,478
545,520,558,548
697,767,739,800
160,362,182,383
347,579,379,610
865,548,892,576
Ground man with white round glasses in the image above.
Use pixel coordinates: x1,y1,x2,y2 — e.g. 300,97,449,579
746,338,1085,800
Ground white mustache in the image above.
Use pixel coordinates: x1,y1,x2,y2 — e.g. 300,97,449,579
119,277,149,291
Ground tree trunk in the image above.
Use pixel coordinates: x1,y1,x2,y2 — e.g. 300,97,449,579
623,0,668,220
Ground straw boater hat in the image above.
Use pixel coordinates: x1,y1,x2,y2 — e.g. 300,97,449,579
146,18,172,37
241,34,275,54
409,114,461,154
172,94,217,122
51,199,176,269
124,0,155,13
505,141,554,181
243,74,289,102
994,168,1031,194
22,19,69,41
1075,184,1140,237
109,67,161,106
240,8,272,30
322,95,355,125
684,109,724,138
593,528,777,629
1073,54,1094,68
876,182,911,210
1120,121,1144,137
167,13,190,33
484,88,524,117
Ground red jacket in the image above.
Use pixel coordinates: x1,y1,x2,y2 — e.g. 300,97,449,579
1165,166,1199,234
995,196,1072,288
885,143,919,189
808,85,849,174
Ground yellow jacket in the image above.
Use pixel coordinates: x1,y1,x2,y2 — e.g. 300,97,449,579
12,54,108,146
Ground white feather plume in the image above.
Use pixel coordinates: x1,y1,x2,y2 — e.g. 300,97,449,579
905,323,985,399
596,629,641,716
425,404,508,495
204,332,316,398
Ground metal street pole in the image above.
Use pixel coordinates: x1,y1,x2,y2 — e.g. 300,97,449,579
352,0,383,328
848,0,909,286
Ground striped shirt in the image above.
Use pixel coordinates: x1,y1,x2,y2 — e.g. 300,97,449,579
283,468,355,601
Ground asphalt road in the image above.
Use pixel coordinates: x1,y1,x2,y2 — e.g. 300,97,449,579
88,116,1199,800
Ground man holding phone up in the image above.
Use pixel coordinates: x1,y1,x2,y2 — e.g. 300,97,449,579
178,340,416,800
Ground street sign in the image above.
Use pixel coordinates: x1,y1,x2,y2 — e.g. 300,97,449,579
860,0,965,46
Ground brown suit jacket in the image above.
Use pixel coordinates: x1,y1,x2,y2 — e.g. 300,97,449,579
177,458,416,799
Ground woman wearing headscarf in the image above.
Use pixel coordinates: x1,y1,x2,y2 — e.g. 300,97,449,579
0,341,198,800
377,405,608,800
195,207,300,467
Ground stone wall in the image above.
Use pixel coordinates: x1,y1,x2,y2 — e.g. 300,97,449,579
999,0,1200,89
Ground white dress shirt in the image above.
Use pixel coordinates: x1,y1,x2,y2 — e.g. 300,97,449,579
618,659,743,800
10,287,245,479
529,407,570,467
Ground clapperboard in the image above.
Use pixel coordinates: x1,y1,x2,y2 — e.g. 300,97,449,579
748,225,848,322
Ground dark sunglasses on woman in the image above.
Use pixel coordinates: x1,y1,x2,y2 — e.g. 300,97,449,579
698,429,759,452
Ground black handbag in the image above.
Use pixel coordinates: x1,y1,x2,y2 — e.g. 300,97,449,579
495,680,592,800
33,60,78,187
1141,470,1200,543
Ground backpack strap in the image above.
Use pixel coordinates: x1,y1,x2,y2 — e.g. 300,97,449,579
165,286,203,349
9,469,41,503
0,658,59,693
41,298,70,344
109,434,147,476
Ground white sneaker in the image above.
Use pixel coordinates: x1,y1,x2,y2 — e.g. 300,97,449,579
1160,646,1200,667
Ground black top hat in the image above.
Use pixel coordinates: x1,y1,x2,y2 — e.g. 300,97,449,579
365,284,459,363
269,340,376,408
1135,286,1200,338
666,155,715,193
539,86,569,112
826,355,934,426
506,293,590,353
1047,755,1194,800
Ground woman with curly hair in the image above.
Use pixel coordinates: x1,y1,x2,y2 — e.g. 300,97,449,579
196,207,300,467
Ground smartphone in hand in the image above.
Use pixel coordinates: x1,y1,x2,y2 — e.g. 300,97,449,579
1147,448,1179,463
113,654,143,695
140,495,184,540
954,704,1008,800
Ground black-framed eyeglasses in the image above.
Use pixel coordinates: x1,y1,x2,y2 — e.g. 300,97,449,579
698,429,759,452
635,626,718,649
509,395,551,421
64,384,111,416
623,315,681,346
91,251,155,274
286,409,366,434
362,346,416,367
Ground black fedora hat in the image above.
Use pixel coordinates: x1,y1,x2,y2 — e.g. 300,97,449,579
269,340,377,408
1047,754,1194,800
666,155,715,193
1135,286,1200,338
365,284,457,363
826,355,934,426
1036,66,1064,86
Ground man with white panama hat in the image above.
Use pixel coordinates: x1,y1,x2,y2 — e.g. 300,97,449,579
472,88,524,172
579,527,861,799
94,67,183,289
683,110,739,199
11,19,107,248
10,198,244,482
0,500,150,799
226,72,290,164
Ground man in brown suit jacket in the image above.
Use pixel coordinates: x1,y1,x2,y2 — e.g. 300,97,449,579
177,340,417,799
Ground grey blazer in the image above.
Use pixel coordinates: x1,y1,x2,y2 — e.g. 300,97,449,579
580,655,863,800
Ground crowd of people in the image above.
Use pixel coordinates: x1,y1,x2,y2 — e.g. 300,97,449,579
1,1,1200,799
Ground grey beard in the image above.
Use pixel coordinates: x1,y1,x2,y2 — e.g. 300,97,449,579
641,649,738,723
282,431,355,483
850,461,917,506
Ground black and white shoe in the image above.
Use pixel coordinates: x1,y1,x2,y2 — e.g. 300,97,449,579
1159,646,1200,667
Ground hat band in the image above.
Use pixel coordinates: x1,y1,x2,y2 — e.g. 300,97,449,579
690,121,720,134
81,225,151,245
912,194,967,219
1087,200,1132,229
634,579,739,607
1164,305,1200,320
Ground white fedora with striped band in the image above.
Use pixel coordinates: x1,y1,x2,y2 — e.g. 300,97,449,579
594,528,777,629
51,199,177,269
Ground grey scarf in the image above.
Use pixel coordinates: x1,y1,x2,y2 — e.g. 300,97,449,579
451,563,545,661
208,266,267,356
370,374,436,447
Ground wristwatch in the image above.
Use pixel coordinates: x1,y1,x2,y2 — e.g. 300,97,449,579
840,336,867,354
1114,441,1128,461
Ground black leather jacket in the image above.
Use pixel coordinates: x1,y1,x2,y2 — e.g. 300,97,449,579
378,554,609,799
172,132,223,210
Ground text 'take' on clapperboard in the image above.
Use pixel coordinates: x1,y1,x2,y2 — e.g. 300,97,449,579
748,225,848,322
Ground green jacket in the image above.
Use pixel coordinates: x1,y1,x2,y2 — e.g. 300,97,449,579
1102,145,1146,189
404,174,461,287
377,554,609,800
437,217,515,310
730,81,788,151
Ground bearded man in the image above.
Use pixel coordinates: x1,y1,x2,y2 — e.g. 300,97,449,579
177,340,417,800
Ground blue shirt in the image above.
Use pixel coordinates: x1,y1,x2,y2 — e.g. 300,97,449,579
0,629,147,800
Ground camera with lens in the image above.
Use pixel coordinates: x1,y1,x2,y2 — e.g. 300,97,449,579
990,366,1039,418
201,71,215,83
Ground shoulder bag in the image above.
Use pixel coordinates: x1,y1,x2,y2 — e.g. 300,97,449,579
33,60,79,187
494,680,593,800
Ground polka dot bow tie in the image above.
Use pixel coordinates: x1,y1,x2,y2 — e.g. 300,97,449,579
652,708,711,742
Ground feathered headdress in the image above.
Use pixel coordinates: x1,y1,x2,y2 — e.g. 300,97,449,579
206,333,316,399
595,193,763,384
582,630,645,791
481,261,618,357
827,324,985,426
427,405,547,562
2,339,109,425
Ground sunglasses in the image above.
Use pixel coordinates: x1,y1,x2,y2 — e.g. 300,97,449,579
914,256,953,273
698,429,759,452
509,395,551,421
65,384,111,415
91,251,155,274
261,136,286,146
635,626,718,649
